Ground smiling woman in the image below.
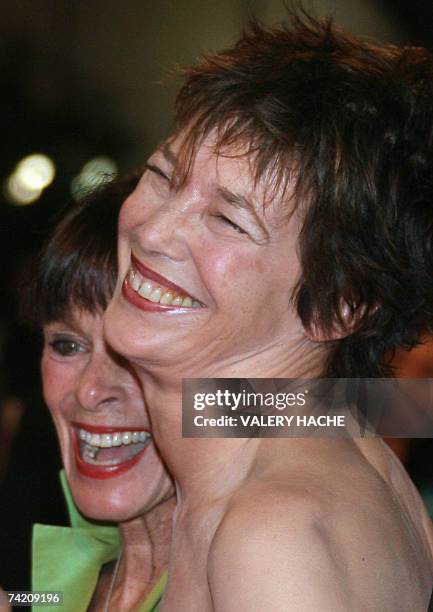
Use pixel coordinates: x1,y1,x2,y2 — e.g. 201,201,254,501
22,177,174,612
42,314,153,485
105,11,433,611
109,135,304,375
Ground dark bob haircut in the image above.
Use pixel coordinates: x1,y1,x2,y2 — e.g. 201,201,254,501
174,11,433,377
22,175,138,328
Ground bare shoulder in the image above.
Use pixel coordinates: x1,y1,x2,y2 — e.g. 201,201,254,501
207,478,431,611
208,482,351,611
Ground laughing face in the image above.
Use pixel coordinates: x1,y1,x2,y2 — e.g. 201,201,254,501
105,134,311,378
42,309,172,522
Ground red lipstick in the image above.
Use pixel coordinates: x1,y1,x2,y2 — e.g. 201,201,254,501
72,423,151,480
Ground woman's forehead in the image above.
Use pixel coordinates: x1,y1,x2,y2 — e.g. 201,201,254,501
156,132,298,222
43,307,103,332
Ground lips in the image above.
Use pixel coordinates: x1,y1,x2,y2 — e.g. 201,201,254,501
72,422,151,480
131,253,191,297
122,253,205,312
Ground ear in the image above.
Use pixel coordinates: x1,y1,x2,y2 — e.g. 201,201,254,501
304,301,374,342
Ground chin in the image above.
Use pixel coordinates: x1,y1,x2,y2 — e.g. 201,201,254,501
62,433,172,524
66,467,169,523
71,485,144,523
104,290,188,368
106,288,213,365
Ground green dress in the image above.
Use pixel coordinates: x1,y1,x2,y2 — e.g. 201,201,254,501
32,471,166,611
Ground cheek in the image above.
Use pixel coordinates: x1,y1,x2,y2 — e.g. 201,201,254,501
117,196,148,275
254,258,265,274
117,200,136,257
199,243,290,301
199,245,261,309
41,357,74,418
202,246,247,288
118,193,141,234
119,188,159,239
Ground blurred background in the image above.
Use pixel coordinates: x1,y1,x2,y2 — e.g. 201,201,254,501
1,0,433,592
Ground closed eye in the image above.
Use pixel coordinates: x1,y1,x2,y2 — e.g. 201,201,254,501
212,214,247,235
145,162,171,183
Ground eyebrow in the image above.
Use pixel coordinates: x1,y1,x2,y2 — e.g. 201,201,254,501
158,145,269,241
160,143,178,167
217,186,269,239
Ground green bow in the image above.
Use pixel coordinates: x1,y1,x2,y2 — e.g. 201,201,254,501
32,472,165,612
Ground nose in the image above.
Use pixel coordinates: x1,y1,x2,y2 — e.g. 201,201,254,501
75,351,126,412
127,190,194,261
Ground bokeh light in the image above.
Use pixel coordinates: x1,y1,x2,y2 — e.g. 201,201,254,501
4,153,56,206
71,156,117,199
16,154,56,190
5,174,42,206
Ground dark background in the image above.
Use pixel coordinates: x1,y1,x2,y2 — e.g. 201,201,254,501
1,0,433,592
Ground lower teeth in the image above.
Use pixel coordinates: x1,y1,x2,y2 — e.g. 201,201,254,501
80,441,148,466
82,445,98,462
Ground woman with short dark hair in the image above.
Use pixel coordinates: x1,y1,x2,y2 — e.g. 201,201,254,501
23,177,174,611
105,12,433,611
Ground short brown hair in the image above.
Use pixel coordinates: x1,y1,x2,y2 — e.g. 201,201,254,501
174,11,433,377
21,175,138,328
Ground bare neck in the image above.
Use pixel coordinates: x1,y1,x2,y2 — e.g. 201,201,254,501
139,336,326,502
143,334,325,387
110,495,175,610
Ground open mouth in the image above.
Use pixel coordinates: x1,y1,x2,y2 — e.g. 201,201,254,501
72,423,152,479
126,254,203,309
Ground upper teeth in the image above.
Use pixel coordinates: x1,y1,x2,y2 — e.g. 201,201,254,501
128,267,201,308
78,428,150,448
